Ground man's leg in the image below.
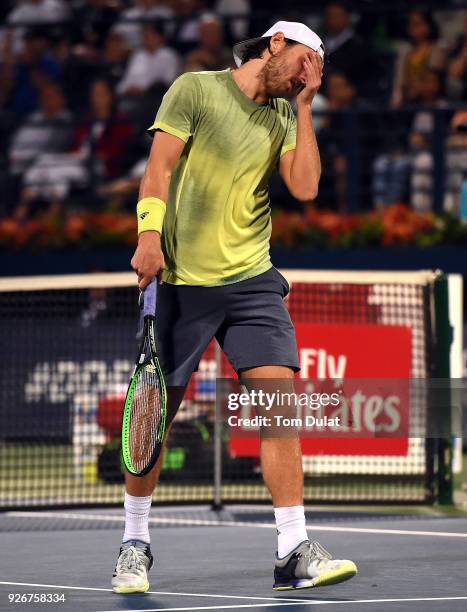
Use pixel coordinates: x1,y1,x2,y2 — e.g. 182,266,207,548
121,280,223,545
112,386,186,594
241,364,357,589
113,279,226,593
220,269,357,588
240,365,302,507
122,386,186,541
240,365,307,558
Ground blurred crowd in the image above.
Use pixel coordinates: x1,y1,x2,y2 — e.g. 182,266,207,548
0,0,466,220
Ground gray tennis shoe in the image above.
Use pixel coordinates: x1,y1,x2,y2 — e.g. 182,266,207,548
112,540,153,593
273,540,357,590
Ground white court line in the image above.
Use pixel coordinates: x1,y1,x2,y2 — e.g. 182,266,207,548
7,511,467,539
0,582,312,604
0,581,112,593
98,597,467,612
100,599,326,612
100,605,321,612
2,581,467,611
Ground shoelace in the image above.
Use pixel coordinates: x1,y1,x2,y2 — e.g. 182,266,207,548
304,541,333,568
116,546,146,574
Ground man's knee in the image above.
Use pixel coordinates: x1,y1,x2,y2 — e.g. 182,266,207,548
165,385,187,428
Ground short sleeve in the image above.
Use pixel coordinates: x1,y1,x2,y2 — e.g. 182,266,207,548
280,103,297,157
148,73,201,142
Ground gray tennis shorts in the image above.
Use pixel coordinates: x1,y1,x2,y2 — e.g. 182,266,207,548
153,266,300,386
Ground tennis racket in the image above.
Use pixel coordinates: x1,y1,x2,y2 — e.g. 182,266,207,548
121,279,167,477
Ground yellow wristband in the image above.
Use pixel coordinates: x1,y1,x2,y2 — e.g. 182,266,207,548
137,197,166,235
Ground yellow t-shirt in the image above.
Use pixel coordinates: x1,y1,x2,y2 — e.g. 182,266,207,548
149,68,297,286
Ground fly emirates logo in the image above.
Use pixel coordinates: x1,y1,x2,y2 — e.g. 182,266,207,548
297,347,405,435
299,348,347,380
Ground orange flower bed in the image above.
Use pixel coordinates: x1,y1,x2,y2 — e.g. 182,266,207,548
271,204,464,248
0,212,137,249
0,205,464,250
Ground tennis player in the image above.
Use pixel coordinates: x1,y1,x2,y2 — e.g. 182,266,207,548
113,20,357,593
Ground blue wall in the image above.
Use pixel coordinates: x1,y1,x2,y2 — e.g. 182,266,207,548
1,246,466,277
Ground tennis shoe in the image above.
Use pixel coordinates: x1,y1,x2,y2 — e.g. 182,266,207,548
112,540,153,593
273,540,357,590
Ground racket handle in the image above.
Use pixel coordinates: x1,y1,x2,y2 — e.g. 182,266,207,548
143,279,157,317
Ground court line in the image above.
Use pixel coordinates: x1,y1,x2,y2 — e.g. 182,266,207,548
0,582,316,604
2,582,467,611
0,582,112,593
97,597,467,612
100,605,323,611
7,511,467,539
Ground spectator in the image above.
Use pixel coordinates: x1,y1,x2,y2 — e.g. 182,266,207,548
373,68,447,209
7,0,69,25
54,30,129,112
169,0,205,54
16,78,133,219
6,0,69,54
410,108,467,214
99,30,130,86
391,10,446,108
73,0,121,51
7,27,61,115
0,30,16,110
318,71,369,210
411,72,467,212
115,0,173,50
321,1,367,94
98,157,147,209
183,14,232,71
9,81,72,175
215,0,250,41
444,111,467,215
51,34,95,112
116,22,179,97
56,29,129,109
446,12,467,101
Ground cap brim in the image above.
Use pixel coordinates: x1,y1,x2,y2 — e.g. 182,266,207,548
232,37,264,67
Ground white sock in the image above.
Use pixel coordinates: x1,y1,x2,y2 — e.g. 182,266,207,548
274,505,308,558
123,493,152,544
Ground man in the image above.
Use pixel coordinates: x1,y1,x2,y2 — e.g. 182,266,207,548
112,21,358,594
6,0,69,53
9,81,72,176
116,22,180,96
183,14,233,72
115,0,174,50
321,1,367,95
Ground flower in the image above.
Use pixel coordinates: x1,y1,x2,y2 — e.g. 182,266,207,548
64,214,86,243
0,218,23,248
0,204,465,251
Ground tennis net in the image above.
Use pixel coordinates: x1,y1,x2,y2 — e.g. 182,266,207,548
0,269,457,509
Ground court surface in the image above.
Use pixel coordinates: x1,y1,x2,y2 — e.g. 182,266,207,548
1,505,466,612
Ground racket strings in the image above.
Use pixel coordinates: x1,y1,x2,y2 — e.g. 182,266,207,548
128,366,164,473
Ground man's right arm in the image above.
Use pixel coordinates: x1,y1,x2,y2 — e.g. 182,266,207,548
130,130,186,289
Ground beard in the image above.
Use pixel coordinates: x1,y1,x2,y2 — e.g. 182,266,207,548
260,53,302,99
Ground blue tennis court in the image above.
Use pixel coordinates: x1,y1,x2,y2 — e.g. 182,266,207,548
1,506,467,612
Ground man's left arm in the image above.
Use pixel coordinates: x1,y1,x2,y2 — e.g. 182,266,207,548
279,52,323,202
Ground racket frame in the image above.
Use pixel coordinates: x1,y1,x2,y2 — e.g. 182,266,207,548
121,287,167,477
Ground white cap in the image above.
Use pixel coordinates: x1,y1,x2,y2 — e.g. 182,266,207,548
233,20,325,68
